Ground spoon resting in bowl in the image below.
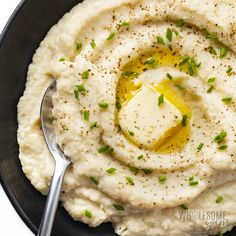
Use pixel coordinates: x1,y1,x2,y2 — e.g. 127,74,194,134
38,80,72,236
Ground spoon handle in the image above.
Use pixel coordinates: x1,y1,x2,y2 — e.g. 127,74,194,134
37,160,70,236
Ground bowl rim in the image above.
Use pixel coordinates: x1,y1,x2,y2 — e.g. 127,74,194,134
0,0,38,234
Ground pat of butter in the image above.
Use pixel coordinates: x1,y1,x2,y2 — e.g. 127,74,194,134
118,85,182,148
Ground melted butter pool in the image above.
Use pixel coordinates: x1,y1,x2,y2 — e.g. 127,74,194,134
117,48,191,154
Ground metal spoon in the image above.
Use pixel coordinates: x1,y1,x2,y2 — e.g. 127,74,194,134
38,80,71,236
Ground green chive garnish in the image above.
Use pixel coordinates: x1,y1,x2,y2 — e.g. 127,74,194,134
221,97,232,103
189,180,198,186
180,204,188,210
90,122,97,129
207,86,214,94
182,115,188,127
166,28,173,42
167,73,172,80
175,84,185,91
207,77,216,83
207,46,217,55
179,56,189,66
107,32,116,41
214,131,227,143
217,231,223,236
226,67,233,75
90,176,99,185
125,176,134,185
220,47,228,58
158,94,164,106
159,176,167,183
90,39,96,49
59,57,65,62
206,33,218,40
116,97,122,111
144,57,156,65
98,102,109,109
216,196,223,203
129,166,139,174
128,131,134,136
106,167,117,174
76,42,83,50
197,143,204,151
122,71,139,77
113,204,125,211
137,155,144,160
98,145,114,154
84,210,92,219
118,21,130,26
83,110,90,121
156,36,165,45
82,70,89,79
218,144,228,150
141,168,153,175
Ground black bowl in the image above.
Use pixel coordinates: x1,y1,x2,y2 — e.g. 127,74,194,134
0,0,234,235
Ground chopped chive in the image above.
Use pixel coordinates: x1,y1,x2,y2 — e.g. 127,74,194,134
76,84,86,92
207,86,214,94
156,36,165,45
122,71,139,77
113,204,125,211
83,110,90,121
98,102,109,109
144,57,156,65
189,180,198,186
180,204,188,210
221,97,232,103
118,21,130,26
82,70,89,79
74,84,86,98
220,46,228,58
182,115,188,127
197,143,204,151
98,145,113,154
158,94,164,106
176,19,185,27
166,28,173,42
137,155,144,160
141,168,153,175
76,42,83,50
189,177,194,182
90,176,99,185
175,84,185,91
106,167,117,174
173,29,179,36
128,131,134,136
59,57,65,62
179,56,189,66
214,131,227,143
84,210,92,219
74,90,79,99
207,46,217,55
107,32,116,41
167,73,173,80
207,77,216,83
125,176,134,185
226,67,233,75
90,122,97,129
159,176,167,183
116,97,122,111
216,196,223,204
206,33,218,40
218,144,228,150
90,39,96,49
